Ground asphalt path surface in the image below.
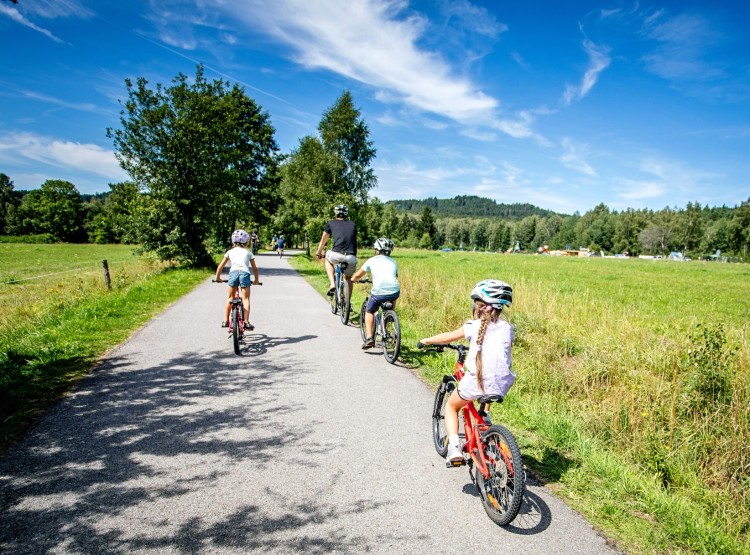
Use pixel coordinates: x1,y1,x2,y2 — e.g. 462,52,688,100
1,251,621,554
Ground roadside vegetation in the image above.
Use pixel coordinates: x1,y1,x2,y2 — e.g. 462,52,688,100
290,250,750,555
0,243,206,450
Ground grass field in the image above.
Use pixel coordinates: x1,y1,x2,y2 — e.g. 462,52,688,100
0,243,207,450
290,250,750,555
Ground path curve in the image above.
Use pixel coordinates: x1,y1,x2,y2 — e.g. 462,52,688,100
0,252,620,554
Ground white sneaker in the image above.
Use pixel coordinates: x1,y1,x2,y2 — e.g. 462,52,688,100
446,442,463,463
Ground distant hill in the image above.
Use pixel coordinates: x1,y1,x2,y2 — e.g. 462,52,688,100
386,195,560,219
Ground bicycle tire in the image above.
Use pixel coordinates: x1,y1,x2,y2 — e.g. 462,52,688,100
339,279,351,325
232,308,241,355
381,310,400,363
359,300,368,342
475,425,525,526
431,380,454,457
330,276,338,314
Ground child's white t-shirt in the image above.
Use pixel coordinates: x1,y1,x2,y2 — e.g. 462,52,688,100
224,246,254,274
361,255,400,296
459,318,515,398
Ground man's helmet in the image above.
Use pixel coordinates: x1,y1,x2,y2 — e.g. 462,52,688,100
373,237,394,254
334,204,348,217
231,229,250,244
470,279,513,309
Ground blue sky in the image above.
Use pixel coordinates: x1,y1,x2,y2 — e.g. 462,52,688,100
1,0,748,214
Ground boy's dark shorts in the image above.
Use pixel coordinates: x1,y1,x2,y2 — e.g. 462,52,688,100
365,292,400,314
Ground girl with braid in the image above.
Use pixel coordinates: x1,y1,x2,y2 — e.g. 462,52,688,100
418,280,514,463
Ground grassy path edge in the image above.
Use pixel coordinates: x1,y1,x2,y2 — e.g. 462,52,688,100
0,267,208,452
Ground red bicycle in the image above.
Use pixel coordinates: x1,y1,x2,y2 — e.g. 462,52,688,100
213,280,261,355
420,342,525,526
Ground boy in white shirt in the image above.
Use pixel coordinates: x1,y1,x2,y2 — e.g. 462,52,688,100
351,238,400,349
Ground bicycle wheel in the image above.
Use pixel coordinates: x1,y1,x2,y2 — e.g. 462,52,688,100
330,276,338,314
359,300,368,342
431,380,455,457
475,425,525,526
339,279,351,325
381,310,400,363
232,308,241,355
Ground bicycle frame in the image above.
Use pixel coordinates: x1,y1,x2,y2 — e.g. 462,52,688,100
445,349,515,484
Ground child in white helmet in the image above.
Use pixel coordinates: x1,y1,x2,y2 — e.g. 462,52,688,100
215,229,260,330
418,279,515,463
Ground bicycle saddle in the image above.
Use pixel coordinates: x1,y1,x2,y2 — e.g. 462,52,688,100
381,302,393,310
340,262,348,270
476,394,504,404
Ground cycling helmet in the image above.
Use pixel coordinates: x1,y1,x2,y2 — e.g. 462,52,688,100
373,237,394,254
231,229,250,244
470,279,513,309
334,204,349,217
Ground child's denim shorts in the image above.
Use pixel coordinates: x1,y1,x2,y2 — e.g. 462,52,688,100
227,270,251,287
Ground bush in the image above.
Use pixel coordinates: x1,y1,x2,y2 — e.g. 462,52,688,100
0,234,59,244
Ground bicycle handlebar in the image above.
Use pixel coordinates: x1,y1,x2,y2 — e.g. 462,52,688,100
355,278,372,284
417,342,467,354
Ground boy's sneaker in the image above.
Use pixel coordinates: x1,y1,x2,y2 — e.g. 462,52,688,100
244,322,254,331
361,337,375,350
446,443,463,464
221,321,229,328
327,287,336,297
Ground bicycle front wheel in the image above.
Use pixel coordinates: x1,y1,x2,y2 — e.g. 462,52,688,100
431,380,455,457
359,300,368,342
381,311,400,363
339,279,350,325
476,425,525,526
232,309,241,355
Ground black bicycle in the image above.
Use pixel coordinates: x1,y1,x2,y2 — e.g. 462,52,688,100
357,279,401,363
330,261,351,325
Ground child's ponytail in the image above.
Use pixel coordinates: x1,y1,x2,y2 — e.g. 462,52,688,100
474,302,501,393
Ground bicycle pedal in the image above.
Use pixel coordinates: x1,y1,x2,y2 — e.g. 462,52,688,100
446,459,465,468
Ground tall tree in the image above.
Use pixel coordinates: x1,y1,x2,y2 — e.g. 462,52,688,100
107,65,280,266
0,173,20,235
318,91,377,205
18,180,86,241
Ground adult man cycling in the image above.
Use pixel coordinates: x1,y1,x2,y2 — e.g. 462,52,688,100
315,204,357,300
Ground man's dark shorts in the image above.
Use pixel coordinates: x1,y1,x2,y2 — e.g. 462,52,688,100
365,292,400,314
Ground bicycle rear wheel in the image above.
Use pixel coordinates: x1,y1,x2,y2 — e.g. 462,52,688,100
330,277,338,314
475,425,525,526
431,380,455,457
359,300,368,342
232,308,241,355
339,279,350,325
381,310,400,363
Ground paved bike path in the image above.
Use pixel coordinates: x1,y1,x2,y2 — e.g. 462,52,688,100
0,252,620,554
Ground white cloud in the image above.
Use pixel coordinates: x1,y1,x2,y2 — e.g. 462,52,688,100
617,179,665,200
0,4,64,43
0,132,127,181
221,0,501,125
559,137,597,176
562,37,611,105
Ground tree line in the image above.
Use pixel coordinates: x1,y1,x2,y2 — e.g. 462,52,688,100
1,64,749,262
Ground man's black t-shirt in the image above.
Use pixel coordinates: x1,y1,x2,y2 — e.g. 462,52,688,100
324,219,357,255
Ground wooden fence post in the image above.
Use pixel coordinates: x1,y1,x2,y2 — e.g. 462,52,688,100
102,260,111,290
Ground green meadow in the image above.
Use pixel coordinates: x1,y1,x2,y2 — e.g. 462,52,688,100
290,250,750,555
0,243,207,449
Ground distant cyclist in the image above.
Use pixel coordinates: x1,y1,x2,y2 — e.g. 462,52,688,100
315,204,357,299
277,234,285,255
418,280,515,463
250,229,260,254
214,229,260,330
351,238,400,349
